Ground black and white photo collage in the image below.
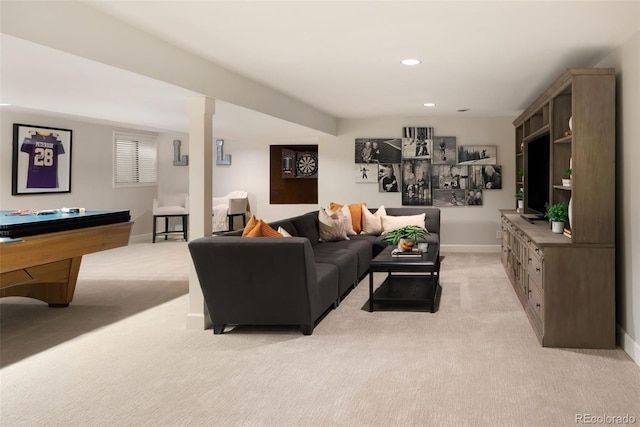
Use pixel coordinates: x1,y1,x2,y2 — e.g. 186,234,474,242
354,127,502,207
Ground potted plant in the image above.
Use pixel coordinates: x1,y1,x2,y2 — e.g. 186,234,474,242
515,189,524,212
545,202,569,234
562,168,572,187
382,225,430,251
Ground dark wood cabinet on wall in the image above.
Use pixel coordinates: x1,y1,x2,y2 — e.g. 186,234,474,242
503,68,616,349
270,145,318,204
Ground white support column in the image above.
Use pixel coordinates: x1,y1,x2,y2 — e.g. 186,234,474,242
186,96,215,330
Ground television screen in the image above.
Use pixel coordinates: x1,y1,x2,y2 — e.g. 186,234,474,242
526,134,550,216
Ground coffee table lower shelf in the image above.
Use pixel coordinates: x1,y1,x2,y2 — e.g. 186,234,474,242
371,275,438,313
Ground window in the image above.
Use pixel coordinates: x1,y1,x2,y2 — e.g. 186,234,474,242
113,133,157,187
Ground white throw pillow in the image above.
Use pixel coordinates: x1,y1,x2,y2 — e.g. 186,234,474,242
381,213,426,234
318,208,351,242
327,205,357,236
277,226,292,237
361,205,387,235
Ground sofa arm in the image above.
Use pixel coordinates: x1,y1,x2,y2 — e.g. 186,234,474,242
188,236,320,329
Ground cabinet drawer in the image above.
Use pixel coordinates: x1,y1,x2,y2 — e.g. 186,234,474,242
527,253,543,286
528,242,543,259
528,281,544,321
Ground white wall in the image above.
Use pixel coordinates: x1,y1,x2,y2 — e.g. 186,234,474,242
0,111,162,238
202,115,514,250
597,30,640,362
0,107,580,251
328,116,515,249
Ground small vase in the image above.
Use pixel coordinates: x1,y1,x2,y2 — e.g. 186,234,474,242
551,221,564,234
568,197,572,229
398,238,415,252
517,200,524,212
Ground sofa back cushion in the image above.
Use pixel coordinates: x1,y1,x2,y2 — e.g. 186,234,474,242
268,219,298,237
289,212,320,245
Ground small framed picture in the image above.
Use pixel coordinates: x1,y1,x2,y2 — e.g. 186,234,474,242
402,126,433,160
457,145,497,165
432,136,456,165
12,124,72,195
355,163,378,183
378,163,401,193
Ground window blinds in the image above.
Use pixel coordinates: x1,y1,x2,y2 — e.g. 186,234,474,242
114,134,157,187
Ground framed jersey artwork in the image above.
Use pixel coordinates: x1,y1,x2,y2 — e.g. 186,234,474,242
12,124,73,195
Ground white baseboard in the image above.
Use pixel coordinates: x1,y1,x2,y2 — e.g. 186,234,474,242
618,327,640,367
441,244,501,253
129,233,151,244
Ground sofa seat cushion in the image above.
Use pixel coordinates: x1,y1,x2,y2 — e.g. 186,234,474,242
348,234,380,257
312,263,340,320
315,239,372,279
313,247,358,297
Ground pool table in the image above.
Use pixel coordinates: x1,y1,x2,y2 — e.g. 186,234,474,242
0,210,132,307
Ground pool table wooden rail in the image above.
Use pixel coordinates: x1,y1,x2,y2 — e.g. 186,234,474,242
0,222,132,306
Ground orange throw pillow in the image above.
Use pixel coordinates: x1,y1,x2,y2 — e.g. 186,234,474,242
330,202,366,234
349,203,365,233
242,214,258,237
245,219,283,238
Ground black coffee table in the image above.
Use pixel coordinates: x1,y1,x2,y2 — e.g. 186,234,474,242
368,243,440,313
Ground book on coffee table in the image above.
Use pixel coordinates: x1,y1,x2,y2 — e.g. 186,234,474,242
391,248,423,257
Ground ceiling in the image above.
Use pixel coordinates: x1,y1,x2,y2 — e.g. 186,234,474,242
2,1,639,134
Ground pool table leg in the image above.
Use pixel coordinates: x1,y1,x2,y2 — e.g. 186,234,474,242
0,256,82,307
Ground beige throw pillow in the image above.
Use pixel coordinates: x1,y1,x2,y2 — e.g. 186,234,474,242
361,205,387,235
318,208,351,242
381,213,426,234
328,205,357,236
277,226,292,237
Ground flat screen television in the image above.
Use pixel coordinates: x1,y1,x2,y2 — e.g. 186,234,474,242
525,134,550,218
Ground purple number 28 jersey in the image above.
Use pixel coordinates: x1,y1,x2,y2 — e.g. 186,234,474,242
20,132,65,189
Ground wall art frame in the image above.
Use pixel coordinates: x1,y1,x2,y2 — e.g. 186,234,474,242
12,123,73,195
457,145,497,165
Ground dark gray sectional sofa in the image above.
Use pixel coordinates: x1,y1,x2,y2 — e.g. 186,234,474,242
188,207,441,335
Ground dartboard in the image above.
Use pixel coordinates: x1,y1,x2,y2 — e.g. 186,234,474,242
296,152,318,177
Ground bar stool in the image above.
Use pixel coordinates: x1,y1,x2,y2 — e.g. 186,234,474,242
152,193,189,243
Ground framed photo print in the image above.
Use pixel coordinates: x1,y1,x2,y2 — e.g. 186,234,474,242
355,138,401,164
432,136,456,165
12,124,72,195
402,126,433,159
378,163,401,193
457,145,497,165
433,189,466,207
401,159,431,205
355,163,378,183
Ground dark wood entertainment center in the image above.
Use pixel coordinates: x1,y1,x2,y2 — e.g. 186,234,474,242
502,68,616,348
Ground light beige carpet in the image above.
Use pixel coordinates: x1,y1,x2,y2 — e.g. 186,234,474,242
1,242,639,427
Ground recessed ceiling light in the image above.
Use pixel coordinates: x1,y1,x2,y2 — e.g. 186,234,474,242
401,59,421,66
0,103,11,106
457,108,470,112
424,103,436,107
